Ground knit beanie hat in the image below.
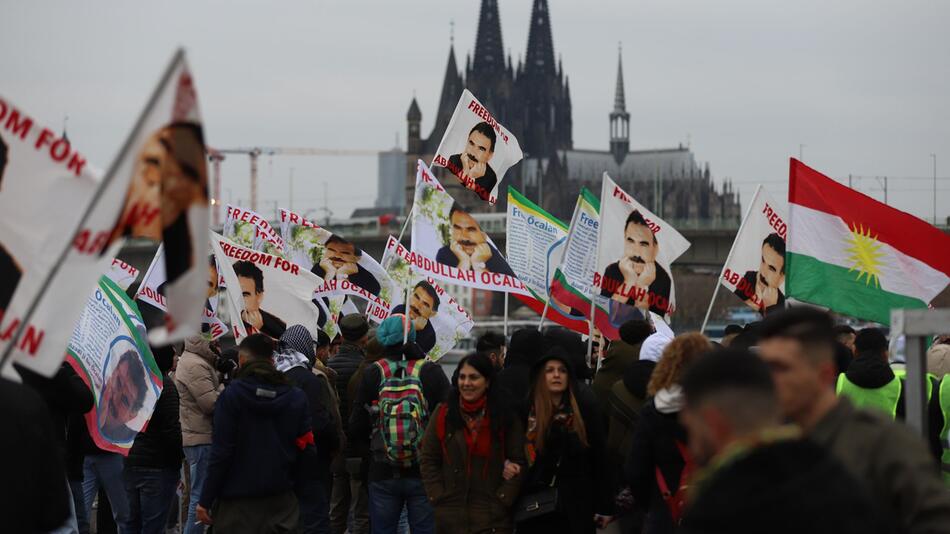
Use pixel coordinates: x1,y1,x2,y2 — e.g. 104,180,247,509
339,314,369,341
377,314,415,347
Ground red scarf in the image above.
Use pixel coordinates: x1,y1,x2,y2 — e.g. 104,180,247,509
436,395,495,478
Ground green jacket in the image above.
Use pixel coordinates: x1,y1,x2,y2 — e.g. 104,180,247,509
592,340,642,413
810,398,950,533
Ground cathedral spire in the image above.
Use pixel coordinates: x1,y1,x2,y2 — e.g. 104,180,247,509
524,0,556,77
472,0,505,79
613,43,626,112
609,43,630,166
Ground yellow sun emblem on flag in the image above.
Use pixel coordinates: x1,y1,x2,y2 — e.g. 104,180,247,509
844,223,885,288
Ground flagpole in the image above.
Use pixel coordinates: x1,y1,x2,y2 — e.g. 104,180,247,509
503,292,509,338
588,173,608,374
537,299,550,332
587,296,596,371
700,184,763,335
0,50,185,372
396,204,414,247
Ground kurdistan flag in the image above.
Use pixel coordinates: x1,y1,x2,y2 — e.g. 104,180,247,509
787,159,950,324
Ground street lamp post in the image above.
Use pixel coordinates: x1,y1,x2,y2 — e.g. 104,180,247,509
931,154,937,225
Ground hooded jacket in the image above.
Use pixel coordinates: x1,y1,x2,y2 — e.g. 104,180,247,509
328,341,365,427
496,329,543,418
199,363,312,507
175,336,222,446
519,351,613,534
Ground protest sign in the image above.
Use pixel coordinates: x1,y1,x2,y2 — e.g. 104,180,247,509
106,258,140,292
593,173,690,339
66,276,163,455
549,189,601,330
719,185,788,315
0,95,126,380
410,160,530,296
367,236,474,359
280,208,396,307
431,90,523,204
225,204,284,255
210,232,326,342
506,187,589,334
99,49,210,345
136,245,228,340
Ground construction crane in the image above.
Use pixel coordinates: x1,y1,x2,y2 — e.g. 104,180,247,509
207,146,379,222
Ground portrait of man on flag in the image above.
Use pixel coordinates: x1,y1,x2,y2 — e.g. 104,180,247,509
600,209,672,319
734,232,786,312
0,132,22,313
435,202,514,276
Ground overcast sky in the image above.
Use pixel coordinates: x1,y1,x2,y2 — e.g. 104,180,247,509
3,0,947,224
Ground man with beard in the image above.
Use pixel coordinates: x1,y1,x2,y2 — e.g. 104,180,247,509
600,210,672,320
436,204,514,276
390,281,439,355
98,349,149,443
447,122,497,201
734,233,786,314
311,235,381,295
0,132,23,314
234,260,287,339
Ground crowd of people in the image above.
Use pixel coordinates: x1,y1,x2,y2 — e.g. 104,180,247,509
4,307,950,534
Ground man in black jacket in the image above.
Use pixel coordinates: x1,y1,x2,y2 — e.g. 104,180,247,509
328,313,371,534
278,325,340,534
197,334,313,532
123,345,183,534
349,315,449,534
0,374,72,532
15,361,95,532
679,348,883,534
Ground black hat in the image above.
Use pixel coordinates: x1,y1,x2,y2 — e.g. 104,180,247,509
339,314,369,341
530,346,575,383
507,328,543,368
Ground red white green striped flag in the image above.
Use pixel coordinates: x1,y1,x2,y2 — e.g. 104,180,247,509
787,159,950,324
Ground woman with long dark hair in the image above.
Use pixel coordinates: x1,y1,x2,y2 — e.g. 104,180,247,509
420,353,525,533
517,348,613,534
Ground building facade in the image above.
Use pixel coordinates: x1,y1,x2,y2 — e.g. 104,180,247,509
404,0,740,224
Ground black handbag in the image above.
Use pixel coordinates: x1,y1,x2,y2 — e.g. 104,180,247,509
513,486,559,524
513,457,562,524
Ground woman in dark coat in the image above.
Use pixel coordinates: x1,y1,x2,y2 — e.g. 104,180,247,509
517,348,613,534
624,333,711,533
420,353,525,534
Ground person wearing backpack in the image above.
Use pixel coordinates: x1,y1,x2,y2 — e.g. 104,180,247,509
349,314,450,534
624,333,711,533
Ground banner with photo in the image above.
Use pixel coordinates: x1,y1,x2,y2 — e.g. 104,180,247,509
106,258,140,292
210,232,326,342
719,185,788,315
99,49,210,346
136,245,228,340
66,276,163,455
430,89,523,205
367,236,474,360
506,187,590,334
0,95,125,380
224,204,284,255
410,160,530,297
279,208,396,308
593,173,690,339
549,189,601,330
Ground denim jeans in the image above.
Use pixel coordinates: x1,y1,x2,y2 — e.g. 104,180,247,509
297,477,331,534
83,453,130,534
70,479,89,534
123,466,180,534
183,445,211,534
367,478,434,534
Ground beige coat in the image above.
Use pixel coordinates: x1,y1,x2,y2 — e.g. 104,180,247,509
174,337,222,446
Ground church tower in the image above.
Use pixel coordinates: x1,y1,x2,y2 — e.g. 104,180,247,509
609,45,630,166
